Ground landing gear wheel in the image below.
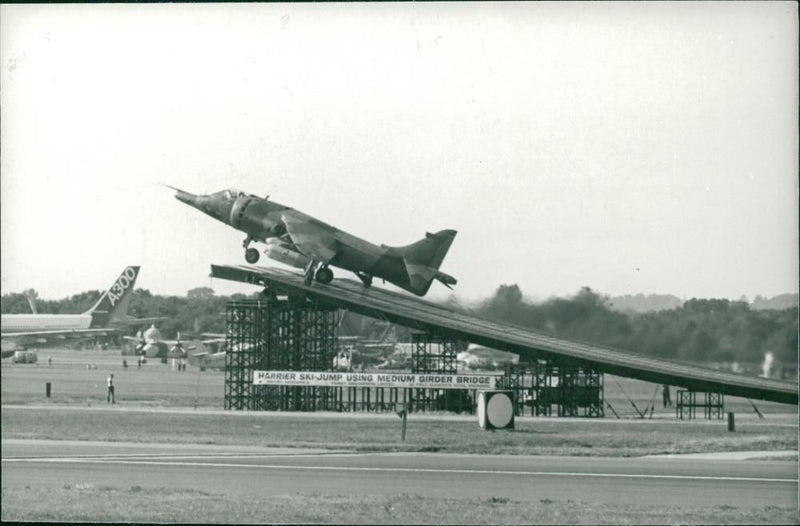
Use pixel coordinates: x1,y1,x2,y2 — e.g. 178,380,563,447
315,267,333,284
245,248,260,264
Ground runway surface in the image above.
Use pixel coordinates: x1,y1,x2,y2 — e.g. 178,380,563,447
3,439,797,508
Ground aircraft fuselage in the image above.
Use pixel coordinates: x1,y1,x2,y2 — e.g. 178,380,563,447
1,314,93,333
170,187,457,296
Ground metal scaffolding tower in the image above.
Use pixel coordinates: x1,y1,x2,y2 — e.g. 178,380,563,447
676,390,724,419
409,332,472,413
556,364,604,417
503,361,604,417
410,332,458,374
224,296,339,411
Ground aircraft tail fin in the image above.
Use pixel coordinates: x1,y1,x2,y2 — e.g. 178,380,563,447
84,266,141,327
397,230,458,295
398,229,457,270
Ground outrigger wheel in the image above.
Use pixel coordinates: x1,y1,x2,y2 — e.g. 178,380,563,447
245,247,260,264
315,267,333,284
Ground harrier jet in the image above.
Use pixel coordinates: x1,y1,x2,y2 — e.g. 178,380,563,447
168,187,457,296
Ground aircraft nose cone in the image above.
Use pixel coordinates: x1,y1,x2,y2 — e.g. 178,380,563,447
165,185,200,207
165,184,233,225
174,190,198,206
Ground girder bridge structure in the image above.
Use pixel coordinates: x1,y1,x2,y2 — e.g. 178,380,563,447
212,264,798,412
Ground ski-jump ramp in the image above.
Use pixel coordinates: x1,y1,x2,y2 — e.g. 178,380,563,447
211,264,798,405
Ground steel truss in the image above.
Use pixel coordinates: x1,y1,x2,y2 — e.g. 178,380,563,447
223,298,602,417
411,332,458,374
501,362,604,418
224,296,339,411
676,389,724,419
408,333,473,413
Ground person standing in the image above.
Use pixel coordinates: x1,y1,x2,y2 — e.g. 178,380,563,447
107,374,116,404
662,384,671,408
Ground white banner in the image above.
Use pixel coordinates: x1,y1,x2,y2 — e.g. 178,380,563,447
252,370,498,390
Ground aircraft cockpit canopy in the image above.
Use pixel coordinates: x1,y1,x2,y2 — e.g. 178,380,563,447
213,188,247,200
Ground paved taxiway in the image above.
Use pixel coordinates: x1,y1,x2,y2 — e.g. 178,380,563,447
3,439,797,508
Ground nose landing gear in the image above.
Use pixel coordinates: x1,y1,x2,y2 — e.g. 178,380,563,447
245,248,260,264
243,236,259,264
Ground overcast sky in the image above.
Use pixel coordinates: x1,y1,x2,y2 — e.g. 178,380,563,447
1,2,797,304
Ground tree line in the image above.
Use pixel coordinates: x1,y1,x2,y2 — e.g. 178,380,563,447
2,284,797,372
473,285,797,373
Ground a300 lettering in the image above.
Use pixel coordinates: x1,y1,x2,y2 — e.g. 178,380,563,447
107,267,137,307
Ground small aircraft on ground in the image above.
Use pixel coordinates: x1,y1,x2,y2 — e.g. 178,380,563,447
124,326,225,359
187,346,226,371
168,186,458,296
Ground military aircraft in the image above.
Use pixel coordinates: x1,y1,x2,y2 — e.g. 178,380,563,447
1,266,164,358
168,186,458,296
185,336,263,371
124,325,225,359
187,346,226,371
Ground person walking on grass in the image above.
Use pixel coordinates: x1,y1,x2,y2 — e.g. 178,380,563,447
107,373,116,404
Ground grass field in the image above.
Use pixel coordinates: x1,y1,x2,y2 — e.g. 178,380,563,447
3,406,797,457
1,348,797,457
3,486,798,525
2,347,795,416
0,347,224,408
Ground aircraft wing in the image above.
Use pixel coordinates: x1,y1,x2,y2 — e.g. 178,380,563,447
187,350,226,369
123,336,182,346
111,316,168,328
281,212,338,263
1,328,118,350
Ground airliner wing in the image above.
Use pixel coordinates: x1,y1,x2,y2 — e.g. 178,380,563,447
281,212,338,263
111,316,168,328
1,328,117,351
